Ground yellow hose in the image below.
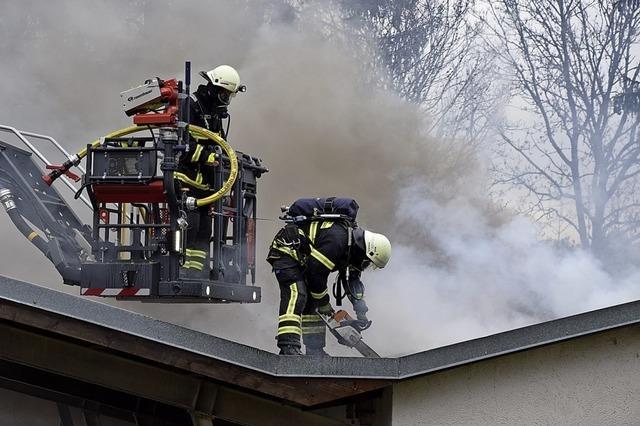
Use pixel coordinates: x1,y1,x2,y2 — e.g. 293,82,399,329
188,125,238,207
73,124,238,207
78,125,141,158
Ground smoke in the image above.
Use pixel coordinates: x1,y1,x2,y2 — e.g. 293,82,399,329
364,183,640,355
1,1,638,356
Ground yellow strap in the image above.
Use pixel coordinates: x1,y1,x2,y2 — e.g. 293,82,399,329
302,326,326,334
286,283,298,315
310,247,335,270
279,314,302,324
321,221,333,229
278,326,302,336
27,231,39,241
196,172,204,184
175,172,210,190
191,144,203,162
310,289,328,299
186,249,207,259
205,153,216,166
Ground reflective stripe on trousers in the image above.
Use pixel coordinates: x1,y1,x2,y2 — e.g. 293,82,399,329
184,248,207,270
302,314,326,349
277,283,302,336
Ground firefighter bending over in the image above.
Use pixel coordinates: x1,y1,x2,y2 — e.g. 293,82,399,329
178,65,245,277
267,198,392,356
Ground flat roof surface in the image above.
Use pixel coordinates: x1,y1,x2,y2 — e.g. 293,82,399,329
1,275,639,380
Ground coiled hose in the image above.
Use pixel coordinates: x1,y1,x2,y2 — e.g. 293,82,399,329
49,124,238,207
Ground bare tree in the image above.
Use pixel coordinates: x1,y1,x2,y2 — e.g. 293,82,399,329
342,0,506,143
489,0,640,256
278,0,503,144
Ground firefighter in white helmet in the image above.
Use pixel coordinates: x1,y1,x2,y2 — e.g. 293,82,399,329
267,198,392,356
178,65,245,278
191,65,245,136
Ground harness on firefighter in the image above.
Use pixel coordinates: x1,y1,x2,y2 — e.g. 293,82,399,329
278,197,361,306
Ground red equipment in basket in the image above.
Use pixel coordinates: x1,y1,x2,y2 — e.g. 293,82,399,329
132,78,179,126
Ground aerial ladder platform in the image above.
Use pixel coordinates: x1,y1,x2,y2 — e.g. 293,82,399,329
0,62,267,304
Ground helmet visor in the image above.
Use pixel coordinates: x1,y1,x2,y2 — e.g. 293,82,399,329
361,259,373,271
352,256,372,272
217,90,232,105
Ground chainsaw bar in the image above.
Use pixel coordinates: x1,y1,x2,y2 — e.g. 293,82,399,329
318,311,381,358
353,340,380,358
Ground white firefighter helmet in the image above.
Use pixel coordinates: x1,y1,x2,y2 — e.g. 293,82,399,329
200,65,241,93
353,228,392,269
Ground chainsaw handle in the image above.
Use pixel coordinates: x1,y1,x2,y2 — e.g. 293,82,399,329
342,319,372,332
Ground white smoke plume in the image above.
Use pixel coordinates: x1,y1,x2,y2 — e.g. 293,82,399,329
365,183,640,355
0,1,638,357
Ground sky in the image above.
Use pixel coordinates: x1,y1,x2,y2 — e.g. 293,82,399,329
1,0,639,356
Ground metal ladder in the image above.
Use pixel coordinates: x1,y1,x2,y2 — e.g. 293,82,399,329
0,125,91,208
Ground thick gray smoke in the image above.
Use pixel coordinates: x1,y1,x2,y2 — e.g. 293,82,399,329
365,183,640,355
1,1,638,356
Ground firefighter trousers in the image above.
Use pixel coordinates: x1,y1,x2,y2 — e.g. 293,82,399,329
183,206,211,278
273,265,327,350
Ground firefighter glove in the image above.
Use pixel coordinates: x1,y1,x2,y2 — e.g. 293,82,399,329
353,319,372,332
352,298,369,317
356,310,369,323
317,303,334,317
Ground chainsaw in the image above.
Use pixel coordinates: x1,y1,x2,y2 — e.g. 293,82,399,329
319,310,380,358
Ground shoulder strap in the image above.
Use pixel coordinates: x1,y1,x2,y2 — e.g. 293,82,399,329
333,269,346,306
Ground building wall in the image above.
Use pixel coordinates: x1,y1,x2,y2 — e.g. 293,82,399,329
0,388,59,426
393,325,640,426
0,387,135,426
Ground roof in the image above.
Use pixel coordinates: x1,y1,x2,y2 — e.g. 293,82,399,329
1,275,639,405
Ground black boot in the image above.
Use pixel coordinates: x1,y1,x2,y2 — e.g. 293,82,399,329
279,345,302,356
305,347,329,357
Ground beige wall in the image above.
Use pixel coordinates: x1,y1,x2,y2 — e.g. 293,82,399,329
393,325,640,426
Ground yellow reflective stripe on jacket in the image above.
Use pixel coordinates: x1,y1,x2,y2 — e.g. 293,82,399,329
286,283,299,314
175,172,210,190
186,249,207,259
191,144,203,162
309,221,333,243
279,314,302,324
310,247,335,270
278,326,301,336
272,243,300,262
310,288,328,299
309,221,319,243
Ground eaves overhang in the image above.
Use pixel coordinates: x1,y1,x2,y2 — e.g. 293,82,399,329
1,275,639,382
